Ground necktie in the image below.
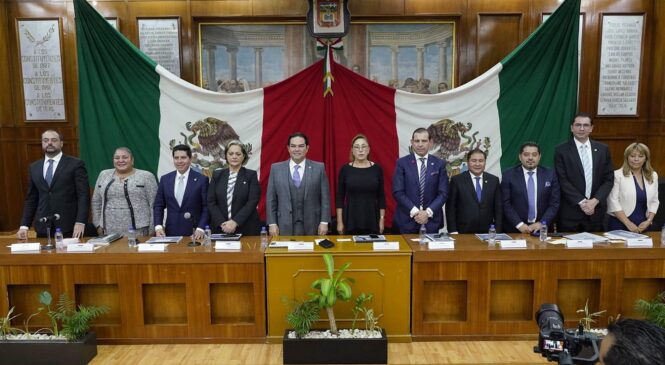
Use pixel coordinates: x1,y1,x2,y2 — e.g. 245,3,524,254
418,158,427,208
227,172,237,219
527,171,536,222
45,159,54,186
293,165,301,188
580,145,592,198
175,175,185,206
474,176,482,202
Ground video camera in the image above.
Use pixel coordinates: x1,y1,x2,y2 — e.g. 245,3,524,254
533,303,601,365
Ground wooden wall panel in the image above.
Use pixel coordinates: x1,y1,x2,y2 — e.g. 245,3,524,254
0,0,663,231
476,14,522,75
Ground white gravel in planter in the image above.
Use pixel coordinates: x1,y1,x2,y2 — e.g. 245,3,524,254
3,334,68,341
287,329,383,339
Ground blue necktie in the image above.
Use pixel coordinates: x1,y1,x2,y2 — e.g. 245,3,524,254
418,158,426,208
474,176,482,202
45,159,54,186
293,165,301,188
527,171,536,222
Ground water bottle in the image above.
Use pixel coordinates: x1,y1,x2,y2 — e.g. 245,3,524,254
54,228,64,250
203,225,212,247
539,221,548,242
488,224,497,245
260,226,269,248
127,227,137,247
661,224,665,247
419,224,427,245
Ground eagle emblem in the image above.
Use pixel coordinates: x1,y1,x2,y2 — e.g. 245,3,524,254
425,118,491,177
169,117,252,178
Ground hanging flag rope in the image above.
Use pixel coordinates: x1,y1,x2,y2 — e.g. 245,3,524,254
316,38,342,97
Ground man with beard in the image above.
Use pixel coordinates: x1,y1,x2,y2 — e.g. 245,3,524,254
17,130,89,239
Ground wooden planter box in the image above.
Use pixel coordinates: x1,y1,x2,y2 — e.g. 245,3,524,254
0,332,97,365
283,329,388,364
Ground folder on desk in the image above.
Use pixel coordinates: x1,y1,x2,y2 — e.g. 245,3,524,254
87,233,122,245
211,233,242,241
353,235,386,243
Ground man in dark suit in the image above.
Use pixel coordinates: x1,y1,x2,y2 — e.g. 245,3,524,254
554,113,614,232
154,144,209,238
266,132,330,236
502,142,560,234
446,149,502,233
18,130,89,239
392,128,448,234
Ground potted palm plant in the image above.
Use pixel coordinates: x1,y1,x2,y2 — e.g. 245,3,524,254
282,254,387,364
0,291,109,365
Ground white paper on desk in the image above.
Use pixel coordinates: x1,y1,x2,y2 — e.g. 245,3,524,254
548,239,567,245
566,239,593,248
10,243,41,252
373,241,399,250
498,240,527,248
146,236,181,243
336,238,352,242
138,243,167,252
288,241,314,251
428,241,454,250
67,243,95,252
215,241,241,250
626,238,653,247
269,241,290,248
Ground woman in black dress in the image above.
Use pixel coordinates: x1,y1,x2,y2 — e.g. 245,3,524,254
336,134,386,234
208,140,261,235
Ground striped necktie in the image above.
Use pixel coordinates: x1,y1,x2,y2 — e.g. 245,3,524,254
580,145,592,198
227,172,237,219
419,158,427,208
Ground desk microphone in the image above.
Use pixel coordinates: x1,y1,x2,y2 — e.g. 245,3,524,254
183,212,200,247
39,213,61,223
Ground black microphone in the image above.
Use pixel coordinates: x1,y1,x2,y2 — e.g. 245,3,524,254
183,212,200,247
39,213,61,223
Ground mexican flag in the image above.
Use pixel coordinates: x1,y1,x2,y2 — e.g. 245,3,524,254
76,0,580,223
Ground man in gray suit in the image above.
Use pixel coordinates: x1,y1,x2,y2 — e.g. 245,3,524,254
266,132,331,236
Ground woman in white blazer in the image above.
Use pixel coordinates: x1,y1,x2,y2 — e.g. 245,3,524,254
607,143,659,232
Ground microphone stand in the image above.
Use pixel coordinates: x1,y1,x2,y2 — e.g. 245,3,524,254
186,214,200,247
42,219,55,250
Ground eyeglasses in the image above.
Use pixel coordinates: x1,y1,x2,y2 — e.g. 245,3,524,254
353,145,369,150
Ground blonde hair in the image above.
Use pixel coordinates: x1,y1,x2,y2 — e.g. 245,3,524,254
622,142,654,184
349,134,371,162
225,140,249,165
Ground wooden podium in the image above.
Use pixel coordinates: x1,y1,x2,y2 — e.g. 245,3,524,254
409,232,665,340
264,235,412,343
0,237,266,343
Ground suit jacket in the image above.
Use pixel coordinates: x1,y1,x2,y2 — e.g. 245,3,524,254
446,171,502,233
392,154,448,233
554,139,614,228
208,167,261,235
154,169,209,236
607,169,659,217
501,165,560,231
266,159,331,235
20,155,90,236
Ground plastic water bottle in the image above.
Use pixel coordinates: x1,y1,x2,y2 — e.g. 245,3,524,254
127,227,137,247
661,224,665,247
203,225,212,247
54,228,64,250
419,224,427,245
539,221,548,242
488,224,497,245
260,226,269,248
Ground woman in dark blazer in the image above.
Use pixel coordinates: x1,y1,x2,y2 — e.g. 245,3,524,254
207,140,261,235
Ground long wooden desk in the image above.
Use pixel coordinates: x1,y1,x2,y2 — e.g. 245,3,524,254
408,232,665,340
264,235,412,343
0,237,265,344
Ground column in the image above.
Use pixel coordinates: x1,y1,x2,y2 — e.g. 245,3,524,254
205,45,217,91
227,46,238,81
416,46,425,80
254,47,263,88
439,40,449,83
390,46,399,84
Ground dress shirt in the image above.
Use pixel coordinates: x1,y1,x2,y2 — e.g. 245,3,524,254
43,152,63,179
